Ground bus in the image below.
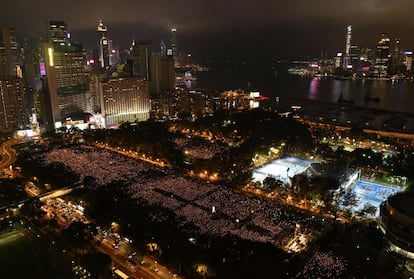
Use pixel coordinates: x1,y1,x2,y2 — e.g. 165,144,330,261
113,268,129,279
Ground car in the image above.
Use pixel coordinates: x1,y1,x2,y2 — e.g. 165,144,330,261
128,251,137,258
151,267,159,273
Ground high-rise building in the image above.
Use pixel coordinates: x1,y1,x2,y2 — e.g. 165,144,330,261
170,28,177,58
343,25,352,69
150,54,175,95
99,77,150,127
49,21,68,45
403,51,413,72
0,27,29,133
131,40,151,80
160,40,167,57
44,21,87,128
97,20,110,69
0,78,29,132
374,32,391,77
0,27,20,78
392,38,403,72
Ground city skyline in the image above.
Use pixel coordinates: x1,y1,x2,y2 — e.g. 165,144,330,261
2,1,414,59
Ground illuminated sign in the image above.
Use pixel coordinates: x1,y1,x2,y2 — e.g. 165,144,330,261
336,52,343,57
39,62,46,76
48,48,54,67
404,51,413,55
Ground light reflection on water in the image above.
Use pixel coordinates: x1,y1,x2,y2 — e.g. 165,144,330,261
196,69,414,115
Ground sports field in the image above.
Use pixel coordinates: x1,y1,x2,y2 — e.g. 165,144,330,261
252,156,312,184
344,180,401,216
0,229,68,278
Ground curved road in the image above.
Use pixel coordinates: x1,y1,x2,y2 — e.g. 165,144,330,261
0,138,26,171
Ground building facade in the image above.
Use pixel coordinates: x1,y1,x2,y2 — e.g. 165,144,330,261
0,27,29,133
100,77,150,127
97,20,110,69
379,191,414,259
374,32,391,78
44,37,87,128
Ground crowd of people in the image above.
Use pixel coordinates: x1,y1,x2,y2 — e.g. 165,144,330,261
39,145,325,250
42,145,157,185
173,137,228,159
295,251,347,278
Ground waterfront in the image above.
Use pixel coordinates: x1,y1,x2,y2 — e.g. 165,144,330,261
195,62,414,116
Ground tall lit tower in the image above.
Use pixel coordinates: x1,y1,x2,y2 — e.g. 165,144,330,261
44,21,87,128
0,27,20,78
392,38,403,69
160,40,167,57
131,40,152,80
343,25,352,69
345,25,352,56
49,21,68,45
0,27,29,132
97,19,110,68
170,28,177,58
374,32,391,77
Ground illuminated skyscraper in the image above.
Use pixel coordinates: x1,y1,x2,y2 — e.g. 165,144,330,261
160,40,167,57
345,25,352,55
0,27,29,132
0,27,20,78
44,21,87,128
392,38,403,70
170,28,178,58
343,25,352,69
97,19,110,68
49,21,68,45
99,77,150,127
0,78,29,132
131,40,152,80
374,32,391,77
403,51,413,72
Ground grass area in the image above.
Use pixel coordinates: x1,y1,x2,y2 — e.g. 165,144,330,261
0,229,69,279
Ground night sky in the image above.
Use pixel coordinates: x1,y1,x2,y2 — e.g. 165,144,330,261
2,0,414,60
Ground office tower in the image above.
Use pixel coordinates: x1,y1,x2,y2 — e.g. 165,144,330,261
349,45,360,71
374,32,391,77
0,27,20,78
334,53,343,68
392,38,403,70
150,54,175,95
403,51,413,72
44,21,87,128
0,78,29,132
97,19,110,69
131,40,151,80
170,28,177,58
49,21,68,45
343,25,352,69
0,27,30,133
160,40,167,57
99,77,150,127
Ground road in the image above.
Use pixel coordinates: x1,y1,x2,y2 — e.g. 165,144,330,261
0,138,28,173
93,232,180,279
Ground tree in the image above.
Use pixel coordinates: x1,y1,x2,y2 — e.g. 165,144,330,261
360,203,377,217
61,221,91,251
80,252,112,279
340,191,359,209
